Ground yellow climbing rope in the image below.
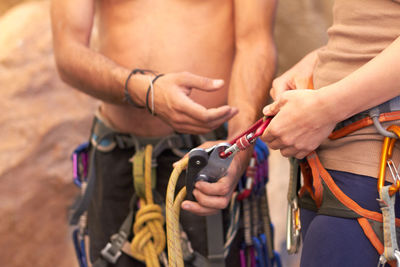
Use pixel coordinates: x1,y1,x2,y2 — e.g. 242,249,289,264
130,145,166,267
166,157,189,267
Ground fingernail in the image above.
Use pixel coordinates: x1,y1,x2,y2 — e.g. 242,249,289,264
182,203,190,209
213,79,224,87
263,106,270,114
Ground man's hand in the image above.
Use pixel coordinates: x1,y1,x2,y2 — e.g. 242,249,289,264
179,140,247,216
270,49,319,100
261,89,337,159
131,72,238,134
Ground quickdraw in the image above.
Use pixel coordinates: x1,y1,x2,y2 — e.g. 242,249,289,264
220,116,273,159
237,139,282,267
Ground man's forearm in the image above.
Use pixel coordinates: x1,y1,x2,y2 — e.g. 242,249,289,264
54,41,150,105
227,41,277,138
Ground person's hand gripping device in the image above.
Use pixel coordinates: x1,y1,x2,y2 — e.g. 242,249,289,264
185,116,273,201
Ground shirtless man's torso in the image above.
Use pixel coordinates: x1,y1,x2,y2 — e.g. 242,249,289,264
51,0,276,264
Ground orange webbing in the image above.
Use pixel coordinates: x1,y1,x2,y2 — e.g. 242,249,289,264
358,217,384,255
298,162,316,201
329,111,400,140
357,218,398,267
307,157,324,209
306,151,400,226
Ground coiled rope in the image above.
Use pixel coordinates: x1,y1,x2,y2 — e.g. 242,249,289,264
130,145,166,267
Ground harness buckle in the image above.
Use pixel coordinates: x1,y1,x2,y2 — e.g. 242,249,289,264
100,232,127,264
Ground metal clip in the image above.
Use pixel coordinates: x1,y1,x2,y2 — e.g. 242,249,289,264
387,159,400,184
378,125,400,196
395,250,400,267
377,255,387,267
286,199,301,254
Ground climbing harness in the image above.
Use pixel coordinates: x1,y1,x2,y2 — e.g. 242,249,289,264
287,125,400,266
68,114,200,267
166,117,281,267
69,113,280,267
329,96,400,140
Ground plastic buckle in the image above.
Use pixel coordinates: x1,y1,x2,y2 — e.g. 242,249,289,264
100,233,126,264
100,242,122,264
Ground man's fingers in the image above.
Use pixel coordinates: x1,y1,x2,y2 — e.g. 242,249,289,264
181,200,219,216
177,98,237,125
179,72,224,91
195,178,231,197
192,188,230,210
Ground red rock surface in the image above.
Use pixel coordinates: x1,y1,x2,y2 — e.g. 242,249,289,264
0,2,96,266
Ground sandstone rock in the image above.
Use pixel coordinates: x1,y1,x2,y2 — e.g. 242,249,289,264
0,2,96,267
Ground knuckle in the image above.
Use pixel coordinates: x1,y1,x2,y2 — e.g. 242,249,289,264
280,150,291,158
220,185,230,196
280,136,292,147
268,128,279,138
172,116,183,125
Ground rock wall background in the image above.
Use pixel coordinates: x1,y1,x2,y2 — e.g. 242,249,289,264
0,1,96,267
0,1,332,266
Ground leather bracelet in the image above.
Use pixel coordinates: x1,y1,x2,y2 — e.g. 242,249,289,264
146,74,164,115
124,68,156,108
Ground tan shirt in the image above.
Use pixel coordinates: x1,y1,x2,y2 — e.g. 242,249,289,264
314,0,400,179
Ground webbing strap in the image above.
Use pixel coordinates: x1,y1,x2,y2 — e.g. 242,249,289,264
260,187,274,259
287,158,300,203
132,148,156,199
206,212,226,267
94,196,136,267
379,185,399,261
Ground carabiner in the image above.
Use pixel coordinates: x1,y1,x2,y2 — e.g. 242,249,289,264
377,255,387,267
220,116,273,158
286,198,301,254
378,125,400,196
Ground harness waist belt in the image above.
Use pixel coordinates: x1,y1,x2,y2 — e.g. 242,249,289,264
330,95,400,139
